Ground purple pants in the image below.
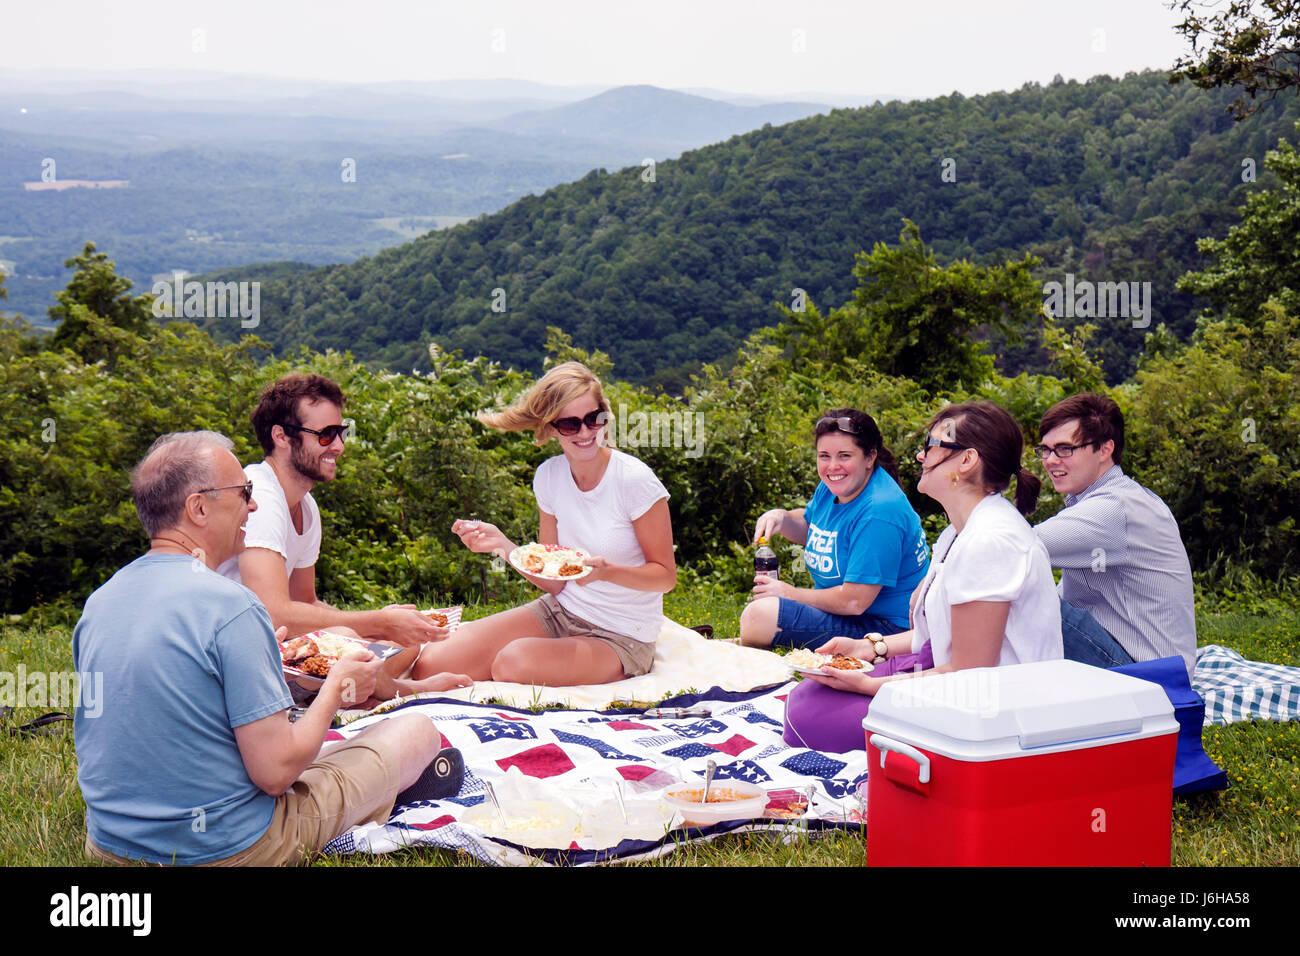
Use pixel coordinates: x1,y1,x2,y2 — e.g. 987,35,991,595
782,641,936,753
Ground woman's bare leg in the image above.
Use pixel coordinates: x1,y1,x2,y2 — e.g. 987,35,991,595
489,636,624,686
410,605,548,681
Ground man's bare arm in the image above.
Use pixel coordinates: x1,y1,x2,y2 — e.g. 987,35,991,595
234,652,383,795
239,547,446,646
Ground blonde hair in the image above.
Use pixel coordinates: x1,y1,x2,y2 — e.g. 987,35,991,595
479,361,611,445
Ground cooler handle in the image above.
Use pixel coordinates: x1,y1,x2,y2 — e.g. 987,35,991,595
869,734,931,784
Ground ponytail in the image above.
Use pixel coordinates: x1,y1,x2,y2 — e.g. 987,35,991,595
1014,467,1041,517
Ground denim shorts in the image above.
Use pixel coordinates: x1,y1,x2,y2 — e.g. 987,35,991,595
771,598,906,650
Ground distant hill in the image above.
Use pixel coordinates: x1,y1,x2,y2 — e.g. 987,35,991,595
496,85,830,149
1,79,840,323
212,71,1300,385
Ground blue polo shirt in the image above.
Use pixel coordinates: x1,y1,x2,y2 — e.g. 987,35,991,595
801,467,930,627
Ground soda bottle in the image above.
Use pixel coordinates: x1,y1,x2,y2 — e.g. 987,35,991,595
754,537,779,580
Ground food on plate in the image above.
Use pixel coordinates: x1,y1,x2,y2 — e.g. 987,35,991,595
298,654,334,677
509,543,592,580
280,636,318,665
423,610,449,627
280,631,366,679
828,653,867,670
784,648,874,673
784,648,830,670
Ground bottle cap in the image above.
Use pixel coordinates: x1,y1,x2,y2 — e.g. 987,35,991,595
757,536,768,545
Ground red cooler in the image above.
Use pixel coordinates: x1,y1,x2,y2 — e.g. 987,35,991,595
863,659,1177,866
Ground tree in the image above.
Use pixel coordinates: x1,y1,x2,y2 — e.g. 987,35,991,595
1169,0,1300,118
775,220,1042,394
1177,127,1300,321
47,242,155,363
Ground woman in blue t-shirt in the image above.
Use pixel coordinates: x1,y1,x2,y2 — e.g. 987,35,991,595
739,408,930,650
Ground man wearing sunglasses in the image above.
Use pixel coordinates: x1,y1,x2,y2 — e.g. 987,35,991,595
218,373,445,650
1032,393,1196,677
75,431,457,865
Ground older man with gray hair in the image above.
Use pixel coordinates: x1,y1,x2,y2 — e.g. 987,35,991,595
73,431,463,865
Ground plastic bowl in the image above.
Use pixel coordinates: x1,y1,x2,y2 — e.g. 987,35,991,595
663,780,768,826
580,799,681,846
461,799,580,849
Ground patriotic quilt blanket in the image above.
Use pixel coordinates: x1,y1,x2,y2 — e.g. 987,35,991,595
339,619,794,719
321,683,869,865
1194,645,1300,725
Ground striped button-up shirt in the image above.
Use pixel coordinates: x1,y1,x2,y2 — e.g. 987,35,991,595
1034,465,1197,676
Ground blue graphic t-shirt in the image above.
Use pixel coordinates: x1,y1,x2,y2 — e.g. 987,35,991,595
801,467,930,627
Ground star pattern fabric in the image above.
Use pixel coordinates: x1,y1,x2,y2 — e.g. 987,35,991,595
325,682,872,865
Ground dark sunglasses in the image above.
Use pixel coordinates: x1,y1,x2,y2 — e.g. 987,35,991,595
918,436,969,458
551,409,608,436
281,422,349,446
817,416,860,435
197,481,254,504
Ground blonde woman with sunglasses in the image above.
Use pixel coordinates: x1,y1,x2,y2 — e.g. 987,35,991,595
411,362,676,686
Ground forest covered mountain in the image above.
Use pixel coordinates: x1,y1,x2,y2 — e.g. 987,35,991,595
201,70,1300,386
0,80,834,323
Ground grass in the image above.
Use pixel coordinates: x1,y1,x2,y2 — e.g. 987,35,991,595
2,591,1297,867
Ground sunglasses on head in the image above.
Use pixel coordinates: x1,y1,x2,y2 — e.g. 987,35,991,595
551,409,608,436
281,422,348,446
817,416,860,435
197,481,254,504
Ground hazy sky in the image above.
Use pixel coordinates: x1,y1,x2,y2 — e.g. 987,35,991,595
1,0,1190,99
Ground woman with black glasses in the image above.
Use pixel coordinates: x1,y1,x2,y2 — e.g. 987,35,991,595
739,408,930,651
410,362,676,686
783,401,1062,753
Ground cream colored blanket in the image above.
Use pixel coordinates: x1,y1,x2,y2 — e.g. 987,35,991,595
342,617,794,721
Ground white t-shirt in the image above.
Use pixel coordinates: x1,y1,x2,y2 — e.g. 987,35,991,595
217,460,321,583
532,449,670,643
911,493,1062,667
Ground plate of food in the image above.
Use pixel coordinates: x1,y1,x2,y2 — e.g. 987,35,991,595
508,543,593,580
783,648,874,676
279,630,406,686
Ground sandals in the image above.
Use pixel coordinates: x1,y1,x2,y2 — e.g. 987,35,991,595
690,625,714,638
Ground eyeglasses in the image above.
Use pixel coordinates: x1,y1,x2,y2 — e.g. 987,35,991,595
917,436,969,458
281,422,349,446
1032,442,1096,460
817,416,860,435
196,481,254,504
551,409,608,436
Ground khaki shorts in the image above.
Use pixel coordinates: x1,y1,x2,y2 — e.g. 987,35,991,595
86,736,401,867
527,594,656,677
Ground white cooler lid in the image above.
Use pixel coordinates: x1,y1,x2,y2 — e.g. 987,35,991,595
862,659,1177,760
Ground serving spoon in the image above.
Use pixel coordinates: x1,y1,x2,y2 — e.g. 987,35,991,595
483,780,508,827
701,759,717,804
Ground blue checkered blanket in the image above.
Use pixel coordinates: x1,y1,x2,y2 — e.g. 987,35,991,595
1194,644,1300,726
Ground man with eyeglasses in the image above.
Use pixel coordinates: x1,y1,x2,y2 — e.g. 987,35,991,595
74,432,458,865
217,373,446,651
1032,393,1196,677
